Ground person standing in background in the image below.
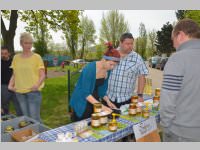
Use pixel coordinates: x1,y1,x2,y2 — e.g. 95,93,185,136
1,46,23,116
8,32,46,122
106,33,149,109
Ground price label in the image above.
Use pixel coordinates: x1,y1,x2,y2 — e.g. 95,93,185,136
133,116,157,140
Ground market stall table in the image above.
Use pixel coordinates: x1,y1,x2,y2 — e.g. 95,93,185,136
38,97,160,142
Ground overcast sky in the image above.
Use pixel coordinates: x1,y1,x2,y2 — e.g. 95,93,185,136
3,10,177,50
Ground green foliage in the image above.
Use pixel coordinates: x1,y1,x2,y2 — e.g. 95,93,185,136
155,22,175,56
95,44,106,60
175,10,186,20
135,23,147,59
100,10,129,48
48,10,82,59
184,10,200,25
79,15,96,59
33,39,48,57
147,29,157,57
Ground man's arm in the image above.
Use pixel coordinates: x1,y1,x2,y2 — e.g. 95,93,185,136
160,55,184,128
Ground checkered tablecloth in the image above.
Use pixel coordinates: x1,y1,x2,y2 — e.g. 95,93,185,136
38,96,160,142
38,113,160,142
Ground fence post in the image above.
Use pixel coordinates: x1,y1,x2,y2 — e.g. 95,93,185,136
67,69,71,112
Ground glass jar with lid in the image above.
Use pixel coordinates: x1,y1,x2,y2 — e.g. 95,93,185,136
91,113,101,128
93,103,102,113
155,88,161,97
131,95,138,103
129,103,137,116
142,108,150,118
108,121,118,132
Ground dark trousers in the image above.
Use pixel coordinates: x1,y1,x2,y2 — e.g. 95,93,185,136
1,84,23,116
112,99,131,109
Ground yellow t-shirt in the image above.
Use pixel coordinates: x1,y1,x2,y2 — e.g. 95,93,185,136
11,53,45,93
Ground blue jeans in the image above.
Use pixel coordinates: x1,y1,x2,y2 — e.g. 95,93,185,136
1,84,23,116
16,91,42,123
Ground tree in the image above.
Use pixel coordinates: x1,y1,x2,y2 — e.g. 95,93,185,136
175,10,186,20
155,22,175,56
100,10,129,48
184,10,200,25
47,10,81,59
79,15,96,59
1,10,18,54
20,10,52,57
175,10,200,25
95,44,106,60
136,23,147,59
148,29,157,55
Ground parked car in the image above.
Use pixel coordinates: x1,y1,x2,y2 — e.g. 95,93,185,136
156,57,168,70
149,56,161,68
71,59,88,64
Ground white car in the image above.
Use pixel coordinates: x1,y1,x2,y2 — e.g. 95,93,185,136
71,59,88,64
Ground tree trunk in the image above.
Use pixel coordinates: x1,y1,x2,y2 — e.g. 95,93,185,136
80,39,85,59
1,10,18,55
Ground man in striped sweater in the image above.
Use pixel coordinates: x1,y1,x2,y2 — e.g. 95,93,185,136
160,19,200,142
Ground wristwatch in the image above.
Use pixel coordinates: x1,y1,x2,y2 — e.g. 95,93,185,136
137,93,143,98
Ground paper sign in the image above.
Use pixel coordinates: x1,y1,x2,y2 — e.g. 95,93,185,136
133,116,157,140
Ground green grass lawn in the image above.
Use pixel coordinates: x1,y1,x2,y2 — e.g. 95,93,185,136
9,66,81,129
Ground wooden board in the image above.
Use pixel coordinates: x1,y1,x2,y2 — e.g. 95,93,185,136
136,129,161,142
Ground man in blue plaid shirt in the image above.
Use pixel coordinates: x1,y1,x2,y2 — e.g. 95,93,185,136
104,33,149,109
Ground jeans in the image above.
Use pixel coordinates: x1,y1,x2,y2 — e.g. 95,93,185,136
163,127,200,142
15,91,42,123
1,84,23,116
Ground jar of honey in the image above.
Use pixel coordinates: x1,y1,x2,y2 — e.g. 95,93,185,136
153,96,160,104
136,105,142,117
100,114,108,125
155,88,161,97
129,103,137,116
91,114,101,128
108,121,118,132
131,95,138,103
143,109,149,118
93,103,102,113
153,102,159,111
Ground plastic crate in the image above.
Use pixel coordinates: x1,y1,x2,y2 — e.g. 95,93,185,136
27,123,51,133
1,124,51,142
1,114,16,121
1,116,39,134
1,133,15,142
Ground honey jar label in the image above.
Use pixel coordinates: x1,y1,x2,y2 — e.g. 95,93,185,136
91,120,100,127
144,113,149,118
94,108,101,113
136,108,142,112
100,117,108,124
129,109,136,114
109,126,117,131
